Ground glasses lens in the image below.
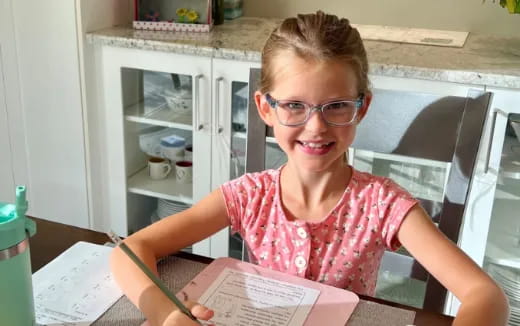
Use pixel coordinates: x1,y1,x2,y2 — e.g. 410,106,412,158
276,101,308,126
322,101,358,125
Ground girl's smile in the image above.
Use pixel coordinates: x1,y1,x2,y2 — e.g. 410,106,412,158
296,140,335,155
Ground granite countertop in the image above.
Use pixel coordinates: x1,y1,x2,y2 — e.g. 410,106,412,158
86,17,520,89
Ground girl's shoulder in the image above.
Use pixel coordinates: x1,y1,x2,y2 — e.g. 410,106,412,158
224,168,280,191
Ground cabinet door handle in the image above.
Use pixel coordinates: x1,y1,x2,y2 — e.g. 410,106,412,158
215,77,224,134
194,74,204,131
484,108,508,174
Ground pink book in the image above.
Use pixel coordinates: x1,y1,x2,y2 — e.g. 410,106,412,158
177,257,359,326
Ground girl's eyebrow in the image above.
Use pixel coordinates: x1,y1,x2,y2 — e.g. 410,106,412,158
279,95,358,104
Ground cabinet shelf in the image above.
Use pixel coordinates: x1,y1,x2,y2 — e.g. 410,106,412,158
125,101,193,130
127,167,193,204
352,149,449,169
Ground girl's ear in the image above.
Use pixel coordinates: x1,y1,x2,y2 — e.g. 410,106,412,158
356,91,372,123
254,91,275,127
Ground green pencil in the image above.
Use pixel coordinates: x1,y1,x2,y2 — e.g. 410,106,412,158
107,231,201,325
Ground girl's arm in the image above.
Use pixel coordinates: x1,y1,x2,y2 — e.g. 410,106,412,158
397,205,509,326
110,188,230,326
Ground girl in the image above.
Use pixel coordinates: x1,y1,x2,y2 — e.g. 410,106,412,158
111,11,509,326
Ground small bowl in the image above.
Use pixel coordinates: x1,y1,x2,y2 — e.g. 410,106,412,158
163,89,192,115
139,126,172,157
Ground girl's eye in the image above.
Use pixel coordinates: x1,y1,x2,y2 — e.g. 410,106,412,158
325,101,353,111
281,102,306,111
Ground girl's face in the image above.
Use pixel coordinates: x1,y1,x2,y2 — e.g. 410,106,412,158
255,52,371,174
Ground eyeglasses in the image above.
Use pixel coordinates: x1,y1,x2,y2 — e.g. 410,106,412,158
265,93,364,127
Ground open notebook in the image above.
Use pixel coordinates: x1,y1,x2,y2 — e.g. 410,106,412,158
177,257,359,326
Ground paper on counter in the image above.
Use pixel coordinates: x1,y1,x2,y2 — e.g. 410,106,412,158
32,241,123,325
352,24,468,47
198,267,320,326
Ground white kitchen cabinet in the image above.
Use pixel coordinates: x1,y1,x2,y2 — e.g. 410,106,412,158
95,48,264,257
95,47,271,258
98,46,212,251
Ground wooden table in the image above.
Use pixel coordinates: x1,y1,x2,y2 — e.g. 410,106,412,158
29,217,454,325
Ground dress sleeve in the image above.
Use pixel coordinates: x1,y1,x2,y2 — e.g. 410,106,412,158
377,178,419,251
220,173,263,234
220,178,245,234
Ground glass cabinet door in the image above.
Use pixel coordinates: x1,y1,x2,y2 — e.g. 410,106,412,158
121,68,198,252
100,50,211,252
484,114,520,326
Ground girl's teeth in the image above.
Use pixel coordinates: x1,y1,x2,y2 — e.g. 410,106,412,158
302,142,329,148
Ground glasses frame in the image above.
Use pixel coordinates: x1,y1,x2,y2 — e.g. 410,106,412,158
265,93,365,127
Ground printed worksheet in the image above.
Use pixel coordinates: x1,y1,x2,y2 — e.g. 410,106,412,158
198,268,320,326
32,241,123,325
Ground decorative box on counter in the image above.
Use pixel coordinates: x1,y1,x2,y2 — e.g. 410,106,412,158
134,0,212,32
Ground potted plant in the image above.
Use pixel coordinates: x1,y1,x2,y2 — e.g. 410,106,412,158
489,0,520,13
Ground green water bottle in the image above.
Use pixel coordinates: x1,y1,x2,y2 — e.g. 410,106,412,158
0,186,37,326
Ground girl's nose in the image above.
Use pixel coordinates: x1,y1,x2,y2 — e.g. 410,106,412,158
304,109,328,133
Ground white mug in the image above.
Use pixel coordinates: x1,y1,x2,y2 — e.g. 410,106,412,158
148,157,171,180
175,161,193,184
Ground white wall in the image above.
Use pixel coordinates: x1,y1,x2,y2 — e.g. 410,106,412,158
78,0,133,231
1,0,132,227
9,0,91,226
243,0,520,37
0,0,29,205
0,48,16,203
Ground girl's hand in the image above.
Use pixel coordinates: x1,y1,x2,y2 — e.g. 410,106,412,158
165,300,214,325
140,301,214,326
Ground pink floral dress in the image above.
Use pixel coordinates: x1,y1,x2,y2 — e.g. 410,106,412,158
220,167,418,296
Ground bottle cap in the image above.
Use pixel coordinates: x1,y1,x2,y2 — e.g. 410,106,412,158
0,186,35,250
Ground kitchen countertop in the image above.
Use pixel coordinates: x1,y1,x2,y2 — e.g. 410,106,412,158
86,17,520,89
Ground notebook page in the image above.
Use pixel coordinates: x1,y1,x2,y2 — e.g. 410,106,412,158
198,267,320,326
32,241,123,325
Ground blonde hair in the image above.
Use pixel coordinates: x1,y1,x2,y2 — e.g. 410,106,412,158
260,11,370,95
